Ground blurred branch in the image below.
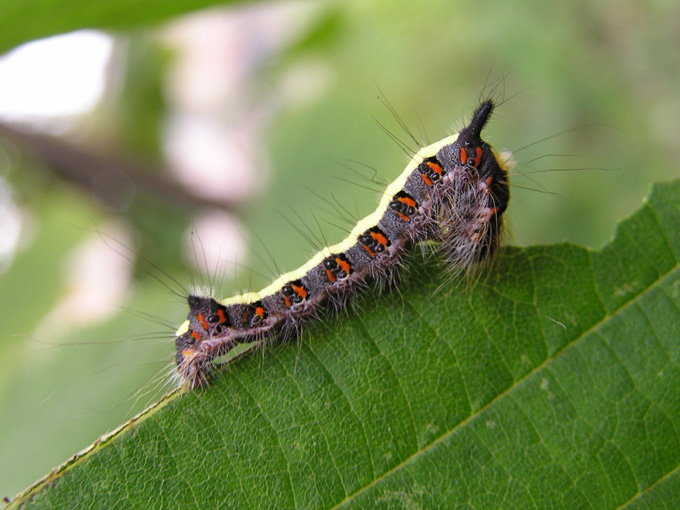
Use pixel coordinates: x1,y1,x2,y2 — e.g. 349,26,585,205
0,121,238,213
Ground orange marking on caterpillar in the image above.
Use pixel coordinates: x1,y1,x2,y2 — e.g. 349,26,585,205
363,245,377,257
371,230,388,247
398,196,416,208
427,161,443,175
216,309,227,324
293,283,308,300
191,331,201,341
325,269,336,282
474,147,483,167
421,173,433,186
197,313,209,330
337,257,351,274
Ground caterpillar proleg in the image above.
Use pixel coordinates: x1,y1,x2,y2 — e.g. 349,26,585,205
175,99,514,388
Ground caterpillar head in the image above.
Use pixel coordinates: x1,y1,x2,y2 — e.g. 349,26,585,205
437,100,515,266
455,100,512,214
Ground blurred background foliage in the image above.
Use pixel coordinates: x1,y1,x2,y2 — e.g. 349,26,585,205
0,0,678,501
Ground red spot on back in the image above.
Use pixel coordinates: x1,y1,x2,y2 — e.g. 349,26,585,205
293,283,308,300
427,161,443,175
399,196,416,208
216,309,227,324
337,258,350,273
474,147,483,167
363,245,377,257
371,230,388,247
197,313,209,330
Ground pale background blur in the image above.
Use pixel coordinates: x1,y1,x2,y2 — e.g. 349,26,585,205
0,0,678,500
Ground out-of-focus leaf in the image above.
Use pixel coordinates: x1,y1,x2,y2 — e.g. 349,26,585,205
0,0,250,54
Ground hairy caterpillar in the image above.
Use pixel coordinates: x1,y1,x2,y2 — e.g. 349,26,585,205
175,99,514,388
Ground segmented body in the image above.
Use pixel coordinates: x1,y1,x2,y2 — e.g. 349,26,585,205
175,100,513,389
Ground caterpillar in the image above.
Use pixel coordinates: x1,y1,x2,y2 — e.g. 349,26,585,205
174,99,514,389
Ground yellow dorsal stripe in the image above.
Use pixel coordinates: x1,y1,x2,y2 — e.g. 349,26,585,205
221,134,458,306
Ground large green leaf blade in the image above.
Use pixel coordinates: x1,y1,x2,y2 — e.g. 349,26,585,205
13,180,680,509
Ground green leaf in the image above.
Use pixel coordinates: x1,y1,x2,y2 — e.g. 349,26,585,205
10,180,680,509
